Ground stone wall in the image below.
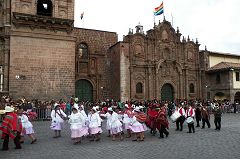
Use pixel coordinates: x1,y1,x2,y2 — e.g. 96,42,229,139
74,28,118,101
9,35,75,100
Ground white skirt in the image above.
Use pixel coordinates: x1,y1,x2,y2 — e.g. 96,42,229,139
22,127,34,135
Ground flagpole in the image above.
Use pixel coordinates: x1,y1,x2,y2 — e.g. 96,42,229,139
153,12,156,27
82,18,85,28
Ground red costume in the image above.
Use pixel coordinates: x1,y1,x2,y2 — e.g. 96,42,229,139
156,108,169,130
1,112,22,150
1,112,22,139
146,107,158,128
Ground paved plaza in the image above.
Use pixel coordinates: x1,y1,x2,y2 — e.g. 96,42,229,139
1,113,240,159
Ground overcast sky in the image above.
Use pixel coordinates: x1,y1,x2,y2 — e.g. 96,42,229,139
74,0,240,54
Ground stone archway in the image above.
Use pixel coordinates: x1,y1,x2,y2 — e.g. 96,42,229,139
161,83,174,101
75,79,93,102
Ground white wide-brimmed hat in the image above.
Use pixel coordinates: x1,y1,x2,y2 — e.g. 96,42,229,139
80,105,84,109
73,103,79,109
134,107,141,112
108,107,113,112
132,104,136,108
54,103,60,108
92,107,97,112
5,106,15,113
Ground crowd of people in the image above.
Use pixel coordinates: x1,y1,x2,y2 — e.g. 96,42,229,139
0,95,233,151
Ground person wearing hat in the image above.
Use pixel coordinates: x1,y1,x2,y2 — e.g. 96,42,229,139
201,104,211,129
213,105,222,130
122,104,133,138
129,107,147,141
99,107,112,137
87,107,102,141
0,106,22,150
156,106,169,138
185,105,195,133
175,103,186,131
17,107,37,144
50,103,67,138
68,106,88,144
147,104,158,136
107,107,123,141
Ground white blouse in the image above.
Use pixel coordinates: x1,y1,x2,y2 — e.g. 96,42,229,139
19,114,33,129
88,113,102,128
51,109,67,123
68,112,85,130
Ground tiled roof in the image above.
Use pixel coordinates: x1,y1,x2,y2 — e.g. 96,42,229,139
207,62,240,72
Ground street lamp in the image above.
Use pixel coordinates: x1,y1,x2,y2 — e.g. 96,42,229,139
100,86,104,100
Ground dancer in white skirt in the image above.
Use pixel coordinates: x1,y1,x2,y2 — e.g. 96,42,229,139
129,107,148,141
68,107,88,144
100,110,111,137
107,107,123,141
17,107,37,144
123,104,133,138
50,104,67,138
88,107,102,141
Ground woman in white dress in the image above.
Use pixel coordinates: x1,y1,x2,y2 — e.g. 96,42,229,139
108,107,123,141
50,104,67,138
18,107,37,144
122,104,133,138
68,107,88,144
88,107,102,141
129,107,147,141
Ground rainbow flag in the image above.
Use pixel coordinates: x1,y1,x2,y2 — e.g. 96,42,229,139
154,2,164,16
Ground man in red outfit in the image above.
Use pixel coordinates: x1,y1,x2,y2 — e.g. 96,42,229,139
0,106,22,151
147,104,158,135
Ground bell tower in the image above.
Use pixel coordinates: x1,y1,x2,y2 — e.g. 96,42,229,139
11,0,74,20
5,0,76,99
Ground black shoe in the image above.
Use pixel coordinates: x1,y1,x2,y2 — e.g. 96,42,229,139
2,148,9,151
175,129,179,131
31,139,37,144
95,138,100,141
15,147,22,149
166,132,169,137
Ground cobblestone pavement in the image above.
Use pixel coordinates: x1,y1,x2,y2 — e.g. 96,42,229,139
1,113,240,159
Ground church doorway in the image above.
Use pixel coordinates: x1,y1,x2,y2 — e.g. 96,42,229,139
75,79,93,102
161,83,174,101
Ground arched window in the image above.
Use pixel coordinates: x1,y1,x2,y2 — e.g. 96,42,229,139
189,83,194,93
136,82,143,94
78,43,88,59
37,0,53,16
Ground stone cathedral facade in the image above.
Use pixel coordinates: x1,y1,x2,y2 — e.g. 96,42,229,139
1,0,240,102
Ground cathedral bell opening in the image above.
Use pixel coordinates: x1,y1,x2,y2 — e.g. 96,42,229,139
37,0,53,16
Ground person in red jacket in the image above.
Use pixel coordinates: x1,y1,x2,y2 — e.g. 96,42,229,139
0,106,22,151
147,104,158,135
156,106,169,138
